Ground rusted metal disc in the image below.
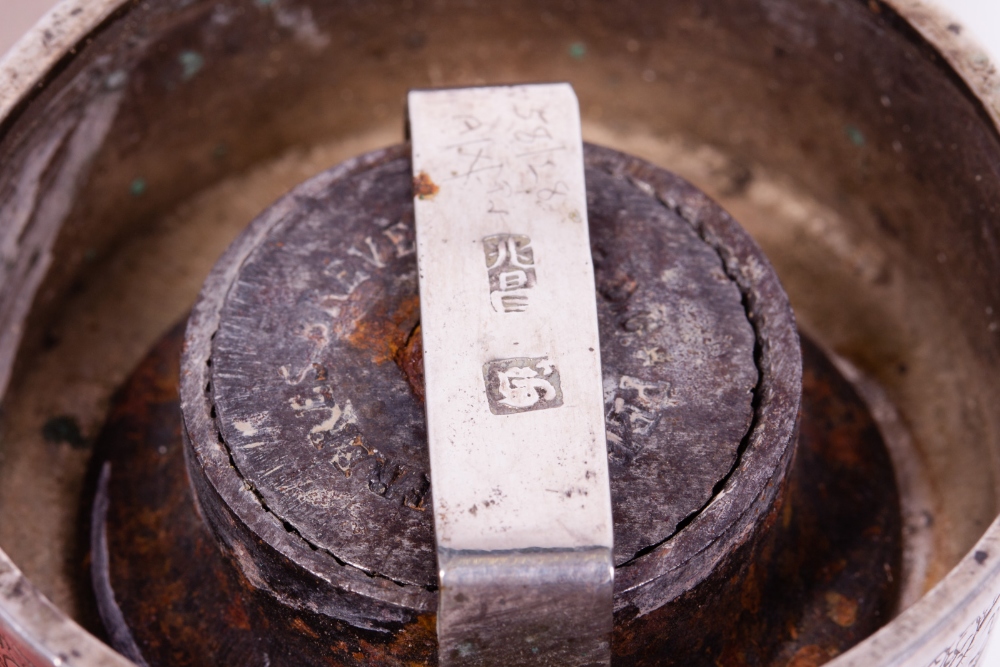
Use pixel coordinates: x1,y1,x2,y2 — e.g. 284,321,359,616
204,145,758,589
86,143,899,667
173,143,804,652
91,325,899,666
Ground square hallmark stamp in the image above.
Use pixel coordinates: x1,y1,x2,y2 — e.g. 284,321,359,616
483,357,563,415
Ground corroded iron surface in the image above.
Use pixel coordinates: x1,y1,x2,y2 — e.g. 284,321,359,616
180,145,796,630
92,324,438,667
91,326,899,666
608,335,902,665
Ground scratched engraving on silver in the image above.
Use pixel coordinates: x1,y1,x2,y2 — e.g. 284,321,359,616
409,83,614,666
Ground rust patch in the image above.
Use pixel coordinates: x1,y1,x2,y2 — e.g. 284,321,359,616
91,321,440,666
396,324,425,403
787,644,829,667
412,171,439,200
290,617,320,639
346,294,420,364
739,563,762,615
825,591,858,628
223,594,252,632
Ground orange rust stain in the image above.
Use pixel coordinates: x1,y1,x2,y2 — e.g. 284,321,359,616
413,171,440,200
397,324,425,402
740,563,762,614
827,430,866,468
714,646,748,666
351,613,436,666
414,612,437,633
787,644,828,667
346,294,421,364
782,496,794,529
223,596,252,631
828,557,848,577
824,590,858,628
291,616,320,639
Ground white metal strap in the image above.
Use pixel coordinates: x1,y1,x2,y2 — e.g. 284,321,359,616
409,83,614,666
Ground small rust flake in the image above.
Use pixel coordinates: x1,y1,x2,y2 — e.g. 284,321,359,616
412,171,439,200
788,645,832,667
825,591,859,628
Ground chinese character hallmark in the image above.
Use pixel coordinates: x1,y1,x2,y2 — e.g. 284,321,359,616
483,357,563,415
483,234,536,313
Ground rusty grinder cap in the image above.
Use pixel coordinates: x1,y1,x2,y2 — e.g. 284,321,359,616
174,142,800,643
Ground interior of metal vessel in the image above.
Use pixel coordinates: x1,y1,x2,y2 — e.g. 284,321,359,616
1,0,999,663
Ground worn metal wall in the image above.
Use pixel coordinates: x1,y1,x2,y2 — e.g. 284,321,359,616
1,0,1000,664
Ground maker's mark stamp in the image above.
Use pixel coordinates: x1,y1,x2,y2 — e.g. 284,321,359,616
484,234,536,313
483,357,563,415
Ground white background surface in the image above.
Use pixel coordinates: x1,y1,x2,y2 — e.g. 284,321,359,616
944,0,1000,58
1,0,1000,663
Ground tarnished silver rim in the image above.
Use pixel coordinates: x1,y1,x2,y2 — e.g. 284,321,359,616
834,6,1000,664
0,0,998,665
